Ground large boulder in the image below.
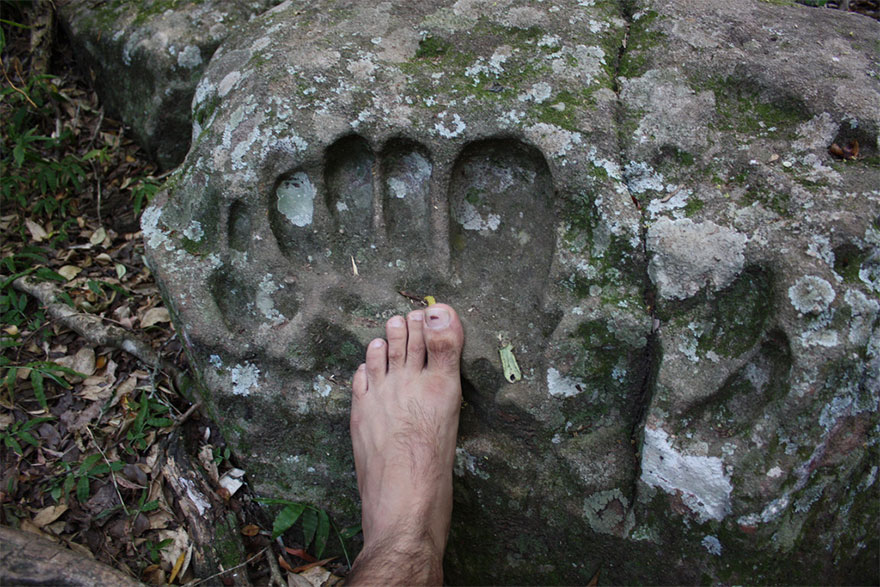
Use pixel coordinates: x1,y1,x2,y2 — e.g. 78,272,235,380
143,0,879,583
57,0,284,168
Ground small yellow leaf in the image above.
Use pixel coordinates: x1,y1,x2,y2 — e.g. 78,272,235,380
168,550,186,584
499,344,522,383
58,265,83,281
424,296,436,306
3,325,18,336
115,263,127,279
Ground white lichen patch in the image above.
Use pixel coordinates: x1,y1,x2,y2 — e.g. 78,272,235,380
312,374,332,398
141,206,172,251
435,111,466,138
256,275,285,323
277,172,316,227
583,488,631,536
640,426,733,522
646,217,747,301
177,45,202,69
844,289,879,346
454,447,490,479
218,70,242,97
624,161,664,194
547,367,585,398
231,362,260,396
456,201,500,231
701,535,722,556
524,123,582,158
517,81,553,104
788,275,835,314
183,220,203,242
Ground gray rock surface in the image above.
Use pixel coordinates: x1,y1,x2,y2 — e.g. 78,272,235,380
57,0,284,168
143,0,879,583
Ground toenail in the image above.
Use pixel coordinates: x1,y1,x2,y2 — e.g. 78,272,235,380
410,311,424,321
389,316,405,328
425,306,450,329
370,339,385,349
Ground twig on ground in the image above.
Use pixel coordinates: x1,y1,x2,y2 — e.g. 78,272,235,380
185,547,268,587
85,426,131,517
12,276,184,387
266,542,286,587
170,401,202,431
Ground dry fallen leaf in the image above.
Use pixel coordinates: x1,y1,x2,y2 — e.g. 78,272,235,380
32,503,68,527
58,265,83,281
141,307,171,328
54,347,96,381
241,524,261,537
25,218,48,242
89,226,107,247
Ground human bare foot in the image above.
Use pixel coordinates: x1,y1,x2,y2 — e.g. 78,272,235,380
346,304,464,586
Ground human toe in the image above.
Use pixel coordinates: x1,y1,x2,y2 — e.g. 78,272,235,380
385,316,407,369
365,338,387,383
424,304,464,375
405,310,426,370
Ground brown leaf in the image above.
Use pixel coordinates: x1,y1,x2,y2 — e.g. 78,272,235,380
284,547,317,563
32,503,68,527
291,558,336,574
241,524,260,537
278,554,295,573
141,307,170,328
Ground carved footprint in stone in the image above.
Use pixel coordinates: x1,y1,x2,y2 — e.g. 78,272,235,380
206,132,562,404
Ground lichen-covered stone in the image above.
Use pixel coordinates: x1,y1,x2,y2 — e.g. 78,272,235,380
143,0,879,583
57,0,284,168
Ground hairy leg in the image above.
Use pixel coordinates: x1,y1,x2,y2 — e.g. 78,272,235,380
347,304,464,586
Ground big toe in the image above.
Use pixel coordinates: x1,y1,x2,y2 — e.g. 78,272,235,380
424,304,464,375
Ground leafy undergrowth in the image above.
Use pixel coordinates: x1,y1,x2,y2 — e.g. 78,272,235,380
1,4,352,585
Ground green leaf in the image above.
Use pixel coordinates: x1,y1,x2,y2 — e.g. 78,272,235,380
63,474,75,496
315,509,330,558
33,267,65,282
272,502,305,539
30,370,47,410
21,416,54,431
146,417,174,428
76,475,90,503
339,524,362,540
140,500,160,512
79,453,102,475
17,430,38,447
4,434,23,455
301,507,318,549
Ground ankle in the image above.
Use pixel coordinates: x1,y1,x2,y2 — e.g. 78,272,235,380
348,528,444,586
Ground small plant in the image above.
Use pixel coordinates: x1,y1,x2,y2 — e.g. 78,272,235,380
144,538,173,564
258,497,361,566
2,358,82,410
0,415,53,455
123,391,174,454
48,452,125,503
